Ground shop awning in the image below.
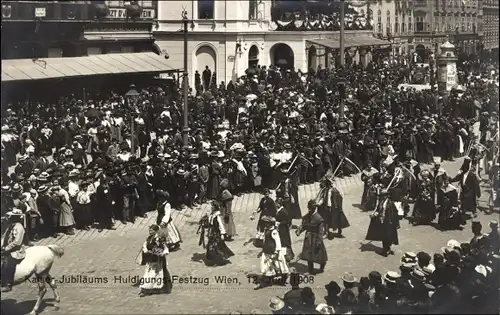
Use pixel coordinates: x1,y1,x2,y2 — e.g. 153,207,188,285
308,34,390,49
1,52,178,82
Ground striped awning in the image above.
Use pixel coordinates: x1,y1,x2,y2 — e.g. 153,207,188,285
1,52,178,82
307,34,391,49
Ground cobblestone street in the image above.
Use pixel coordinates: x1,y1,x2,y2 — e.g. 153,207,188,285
1,157,498,315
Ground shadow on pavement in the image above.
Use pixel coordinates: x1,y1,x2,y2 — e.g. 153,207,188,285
351,203,365,211
1,298,56,315
359,242,382,253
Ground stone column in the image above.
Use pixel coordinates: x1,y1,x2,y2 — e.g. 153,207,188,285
359,47,367,68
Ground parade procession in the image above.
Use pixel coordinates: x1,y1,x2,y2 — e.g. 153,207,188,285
1,0,500,314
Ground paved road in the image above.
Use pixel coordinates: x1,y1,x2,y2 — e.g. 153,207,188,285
2,157,498,315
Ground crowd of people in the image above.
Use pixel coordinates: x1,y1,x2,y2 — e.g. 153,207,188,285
271,11,372,32
249,219,499,314
0,46,499,304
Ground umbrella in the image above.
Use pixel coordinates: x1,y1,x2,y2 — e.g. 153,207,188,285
85,108,103,118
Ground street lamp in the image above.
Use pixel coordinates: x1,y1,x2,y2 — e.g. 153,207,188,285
182,10,189,147
125,84,140,155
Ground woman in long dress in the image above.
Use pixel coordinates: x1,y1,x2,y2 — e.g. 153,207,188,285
75,181,94,230
437,176,465,230
219,179,236,240
251,189,277,247
156,190,182,251
254,216,290,290
275,198,294,262
138,224,172,297
206,202,234,266
52,180,75,235
410,171,436,226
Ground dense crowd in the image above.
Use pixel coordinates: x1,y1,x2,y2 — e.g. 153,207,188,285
250,220,500,314
0,53,497,245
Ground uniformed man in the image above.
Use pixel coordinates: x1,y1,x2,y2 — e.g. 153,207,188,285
1,209,26,292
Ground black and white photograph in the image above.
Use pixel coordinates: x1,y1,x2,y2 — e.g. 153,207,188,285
1,0,499,314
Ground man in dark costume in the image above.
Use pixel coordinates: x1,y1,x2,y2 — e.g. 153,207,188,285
296,200,328,274
276,165,302,220
451,161,481,218
252,188,277,247
365,188,400,257
316,174,350,239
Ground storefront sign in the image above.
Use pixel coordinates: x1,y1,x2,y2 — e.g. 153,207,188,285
108,8,155,19
446,63,457,91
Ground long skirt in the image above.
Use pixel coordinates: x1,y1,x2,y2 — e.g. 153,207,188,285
161,222,182,245
76,203,94,227
260,250,290,277
206,233,234,264
300,232,328,264
139,257,172,293
412,199,436,225
59,202,76,227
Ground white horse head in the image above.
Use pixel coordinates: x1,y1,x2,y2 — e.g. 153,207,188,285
6,244,64,315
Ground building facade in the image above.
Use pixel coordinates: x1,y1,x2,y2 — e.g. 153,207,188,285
411,0,481,61
1,0,157,59
368,0,414,56
154,0,386,88
482,0,499,52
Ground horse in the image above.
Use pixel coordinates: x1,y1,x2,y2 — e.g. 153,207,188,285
4,244,64,315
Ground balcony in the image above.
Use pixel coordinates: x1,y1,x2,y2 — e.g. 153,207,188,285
1,1,156,22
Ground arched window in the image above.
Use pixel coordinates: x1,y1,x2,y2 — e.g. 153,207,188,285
377,9,382,33
248,45,259,68
416,16,424,32
198,0,214,19
386,10,391,35
395,16,399,33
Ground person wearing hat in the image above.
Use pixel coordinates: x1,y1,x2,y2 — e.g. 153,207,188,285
75,181,94,231
119,167,139,224
36,184,59,238
52,180,76,235
365,187,400,257
218,179,236,241
1,208,26,292
207,151,223,200
470,219,488,250
317,174,350,239
253,214,290,290
296,200,328,274
251,188,277,247
487,220,499,253
94,176,115,232
437,175,465,230
276,162,302,220
268,296,285,314
157,190,182,252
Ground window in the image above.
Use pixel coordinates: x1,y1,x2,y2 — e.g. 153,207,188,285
395,16,399,33
249,0,258,20
416,16,424,31
461,17,465,31
198,0,214,19
377,9,382,33
448,15,453,31
386,11,391,35
402,21,406,33
408,16,413,31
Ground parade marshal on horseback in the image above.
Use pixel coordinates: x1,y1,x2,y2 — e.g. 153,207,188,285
1,208,65,315
1,208,26,292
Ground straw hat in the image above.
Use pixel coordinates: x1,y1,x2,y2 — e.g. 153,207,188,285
384,271,401,283
268,297,285,312
6,208,24,217
341,272,357,284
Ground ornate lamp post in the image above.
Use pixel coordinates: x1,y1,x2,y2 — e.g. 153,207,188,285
182,10,190,147
125,85,140,155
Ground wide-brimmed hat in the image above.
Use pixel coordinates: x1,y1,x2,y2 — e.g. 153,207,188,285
401,251,417,264
268,297,285,312
68,169,80,178
37,185,49,193
410,268,426,282
341,272,357,284
177,169,186,176
210,150,219,157
1,185,11,193
325,281,341,294
11,183,22,193
384,271,401,283
315,303,335,314
155,189,169,197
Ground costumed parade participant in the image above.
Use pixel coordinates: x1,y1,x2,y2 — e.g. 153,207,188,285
365,187,400,257
156,190,182,252
276,163,302,221
437,175,465,230
275,198,294,262
488,155,499,212
296,200,328,274
410,170,436,226
361,160,379,211
316,172,350,239
251,189,277,247
1,209,26,292
451,161,481,218
253,216,290,290
137,224,172,297
199,202,234,266
219,179,236,241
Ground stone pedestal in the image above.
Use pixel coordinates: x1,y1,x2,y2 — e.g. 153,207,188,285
436,41,458,93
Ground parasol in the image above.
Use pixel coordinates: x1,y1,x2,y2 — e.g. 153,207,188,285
84,108,104,118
